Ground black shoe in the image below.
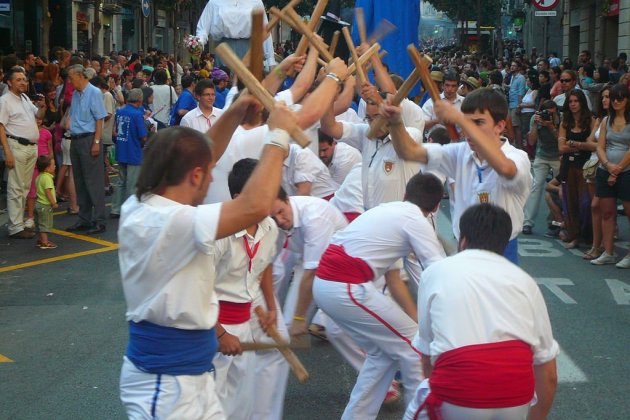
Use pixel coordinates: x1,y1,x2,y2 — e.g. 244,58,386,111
66,222,92,232
109,213,120,219
544,227,560,238
522,225,532,235
9,229,36,239
87,224,106,235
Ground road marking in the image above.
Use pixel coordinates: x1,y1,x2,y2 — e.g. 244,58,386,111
536,278,577,304
0,246,118,273
519,239,563,257
50,229,118,247
605,279,630,305
0,354,14,362
557,345,588,383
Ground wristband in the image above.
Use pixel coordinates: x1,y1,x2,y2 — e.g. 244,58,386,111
273,66,286,79
603,160,609,167
293,315,305,321
217,330,226,340
264,128,290,152
325,72,344,87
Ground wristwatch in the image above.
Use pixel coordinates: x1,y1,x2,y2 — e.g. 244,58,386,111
94,139,101,144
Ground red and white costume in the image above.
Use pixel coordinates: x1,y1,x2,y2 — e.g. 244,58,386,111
405,249,559,420
282,144,339,200
313,201,446,420
326,141,362,185
358,98,425,132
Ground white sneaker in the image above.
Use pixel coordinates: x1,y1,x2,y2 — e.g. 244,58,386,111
591,251,617,265
616,255,630,269
24,218,35,229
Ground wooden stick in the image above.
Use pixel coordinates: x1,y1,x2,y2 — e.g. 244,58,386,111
367,67,421,138
342,27,366,84
368,19,396,44
407,45,459,140
250,9,264,81
266,0,301,37
355,7,367,44
328,30,340,56
347,42,380,76
255,306,309,383
270,7,333,62
294,0,329,57
241,340,310,351
364,50,387,71
215,43,311,148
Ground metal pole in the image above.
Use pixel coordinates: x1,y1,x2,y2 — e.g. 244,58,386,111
543,16,549,58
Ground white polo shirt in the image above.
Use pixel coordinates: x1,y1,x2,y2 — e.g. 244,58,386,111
281,196,348,269
358,98,425,132
180,106,224,133
422,93,464,124
425,139,532,240
327,141,362,185
119,194,223,330
213,217,278,303
283,144,339,198
336,108,363,124
330,163,364,215
418,249,559,365
0,91,39,141
329,201,445,279
204,124,268,204
338,122,422,209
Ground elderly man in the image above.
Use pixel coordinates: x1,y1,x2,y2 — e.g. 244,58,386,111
65,64,109,234
0,67,46,239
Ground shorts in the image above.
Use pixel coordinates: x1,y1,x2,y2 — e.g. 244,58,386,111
61,138,72,166
595,168,630,201
35,202,53,233
509,108,520,126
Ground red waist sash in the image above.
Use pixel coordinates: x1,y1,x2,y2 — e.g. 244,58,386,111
316,244,374,284
218,300,252,325
420,340,534,419
343,211,361,223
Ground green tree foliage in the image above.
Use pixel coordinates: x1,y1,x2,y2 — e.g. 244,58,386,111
428,0,502,27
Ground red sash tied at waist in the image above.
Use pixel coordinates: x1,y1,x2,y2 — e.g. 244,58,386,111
218,300,252,325
343,211,362,223
419,340,534,420
316,244,374,284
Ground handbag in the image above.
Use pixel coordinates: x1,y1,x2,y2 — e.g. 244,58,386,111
582,158,599,180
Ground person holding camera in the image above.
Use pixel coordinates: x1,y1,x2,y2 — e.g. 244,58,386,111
522,101,561,235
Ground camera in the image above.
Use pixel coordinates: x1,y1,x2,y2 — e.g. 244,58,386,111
537,110,551,121
30,93,44,102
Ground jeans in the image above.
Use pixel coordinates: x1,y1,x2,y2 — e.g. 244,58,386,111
110,164,141,215
523,156,561,228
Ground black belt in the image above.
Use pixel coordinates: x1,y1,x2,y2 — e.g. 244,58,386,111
70,132,95,140
7,135,36,146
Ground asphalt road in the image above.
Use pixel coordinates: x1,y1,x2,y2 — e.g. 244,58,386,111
1,199,629,419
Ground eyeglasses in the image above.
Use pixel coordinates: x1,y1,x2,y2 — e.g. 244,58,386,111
560,79,573,83
612,96,628,102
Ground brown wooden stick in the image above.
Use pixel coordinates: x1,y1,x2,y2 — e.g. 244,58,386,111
355,7,367,44
241,340,310,351
215,43,311,148
368,19,396,44
250,9,264,81
347,42,380,76
255,306,309,383
407,45,459,140
266,0,301,37
294,0,329,57
328,30,340,56
342,27,366,85
364,50,387,71
270,7,333,62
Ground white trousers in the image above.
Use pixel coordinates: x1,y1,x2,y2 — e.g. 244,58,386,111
6,139,37,235
119,356,225,420
403,379,531,420
313,279,423,420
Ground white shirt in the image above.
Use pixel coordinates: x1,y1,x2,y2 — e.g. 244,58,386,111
327,141,362,185
425,139,532,240
102,91,116,144
553,86,592,110
330,163,364,215
204,124,268,204
421,92,464,123
119,194,223,330
418,249,559,365
336,108,362,124
0,91,39,141
150,84,178,125
196,0,276,67
358,98,425,132
180,106,224,133
283,144,339,198
282,196,348,269
338,122,423,209
213,217,278,303
329,201,445,280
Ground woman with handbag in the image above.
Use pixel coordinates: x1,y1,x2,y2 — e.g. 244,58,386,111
591,84,630,268
557,89,597,249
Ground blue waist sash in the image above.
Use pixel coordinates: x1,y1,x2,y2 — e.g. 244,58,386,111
126,321,217,376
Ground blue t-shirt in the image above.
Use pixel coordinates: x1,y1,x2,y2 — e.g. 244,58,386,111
115,104,148,165
70,83,108,134
214,87,227,109
169,89,197,126
508,73,526,109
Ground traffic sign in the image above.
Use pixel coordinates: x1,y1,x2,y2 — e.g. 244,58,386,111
532,0,560,11
141,0,150,18
535,10,557,16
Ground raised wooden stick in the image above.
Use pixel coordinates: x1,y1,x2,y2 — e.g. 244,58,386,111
365,50,388,71
328,30,340,56
342,27,366,84
407,45,459,140
270,6,333,62
346,42,380,75
266,0,301,37
355,7,367,44
367,67,421,138
368,19,396,44
294,0,329,57
250,9,264,81
215,43,311,148
255,306,309,383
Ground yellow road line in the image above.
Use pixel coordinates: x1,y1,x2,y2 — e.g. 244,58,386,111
0,354,15,363
53,202,112,216
0,246,118,273
51,229,118,247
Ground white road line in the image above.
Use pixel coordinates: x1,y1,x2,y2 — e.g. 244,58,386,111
557,345,588,383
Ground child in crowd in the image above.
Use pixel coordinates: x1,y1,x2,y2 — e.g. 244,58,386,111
25,116,53,229
35,156,59,249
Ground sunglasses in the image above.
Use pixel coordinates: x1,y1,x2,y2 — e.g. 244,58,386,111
560,79,573,83
612,96,628,102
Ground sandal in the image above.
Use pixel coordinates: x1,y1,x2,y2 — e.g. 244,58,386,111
582,247,602,260
38,241,58,250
